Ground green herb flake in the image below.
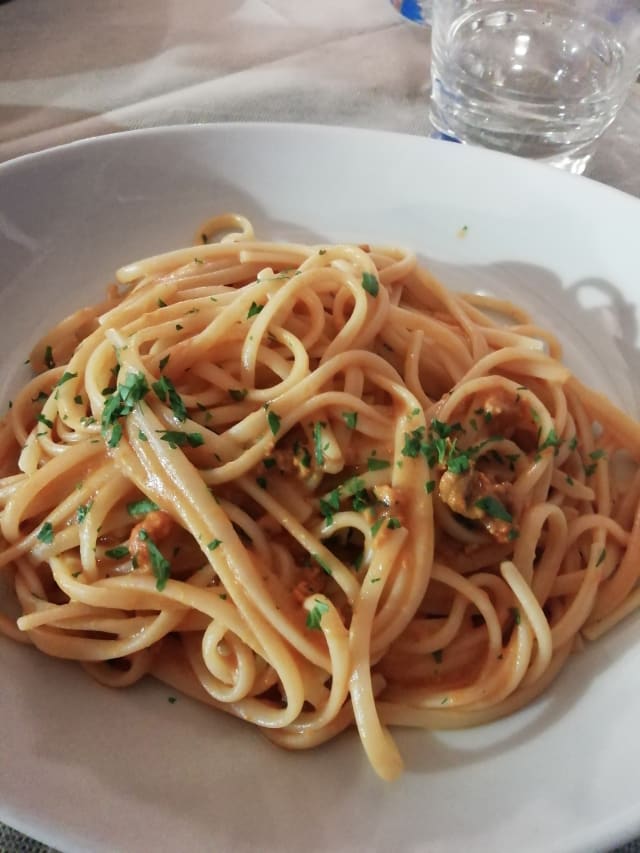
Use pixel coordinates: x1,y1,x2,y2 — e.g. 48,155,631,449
158,354,170,370
175,324,183,331
306,598,329,630
313,421,326,466
256,476,267,489
158,430,204,449
138,430,148,442
539,428,563,453
342,411,358,430
36,522,54,544
596,548,606,567
565,475,574,486
76,502,93,523
229,388,248,402
152,375,187,422
263,457,277,469
569,436,578,451
105,545,130,560
247,301,264,319
127,498,160,517
589,448,606,461
143,535,171,591
107,422,123,449
361,272,379,298
157,298,167,308
312,553,332,576
367,456,390,471
44,346,55,370
37,414,54,429
32,390,49,404
56,371,77,387
507,528,520,541
510,607,521,626
401,426,425,458
432,649,443,664
267,410,281,436
370,518,384,537
387,517,401,529
474,496,512,522
168,696,177,704
425,480,436,494
207,539,222,551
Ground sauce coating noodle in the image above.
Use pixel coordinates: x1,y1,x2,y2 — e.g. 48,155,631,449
2,213,639,780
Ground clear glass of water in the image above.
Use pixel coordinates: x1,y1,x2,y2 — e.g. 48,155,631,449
429,1,640,173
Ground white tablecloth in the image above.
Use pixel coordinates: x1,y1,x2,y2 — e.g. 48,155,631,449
1,2,639,851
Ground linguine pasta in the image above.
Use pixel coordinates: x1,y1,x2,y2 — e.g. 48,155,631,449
1,213,639,780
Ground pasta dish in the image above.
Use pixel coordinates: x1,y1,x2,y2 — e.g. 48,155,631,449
1,213,639,780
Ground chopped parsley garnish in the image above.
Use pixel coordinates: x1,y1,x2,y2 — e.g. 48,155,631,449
267,410,281,436
101,371,150,446
367,456,390,471
530,407,540,424
432,649,443,664
596,548,606,567
36,522,54,544
589,448,606,461
474,496,512,523
175,324,183,331
56,371,77,387
508,528,520,541
158,354,170,370
370,518,384,537
157,298,167,308
152,375,187,422
207,539,222,551
127,498,160,516
306,598,329,630
569,436,578,451
37,414,54,429
401,427,425,458
138,430,148,441
425,480,436,494
247,301,263,319
361,272,379,297
44,346,55,370
107,423,123,448
342,411,358,429
201,233,208,244
319,489,341,525
318,249,327,255
313,421,327,466
263,456,277,469
539,428,562,453
105,545,130,559
584,463,597,477
158,430,204,449
229,388,248,402
565,475,574,486
312,553,332,576
32,390,49,404
136,529,171,591
387,517,401,529
76,502,93,523
510,607,521,626
256,476,267,489
168,696,177,704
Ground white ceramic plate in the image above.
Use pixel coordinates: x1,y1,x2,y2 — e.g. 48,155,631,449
1,124,640,853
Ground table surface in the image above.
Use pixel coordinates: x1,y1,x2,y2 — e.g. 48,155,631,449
1,2,639,851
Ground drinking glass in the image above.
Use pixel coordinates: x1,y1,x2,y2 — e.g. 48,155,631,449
429,1,640,173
